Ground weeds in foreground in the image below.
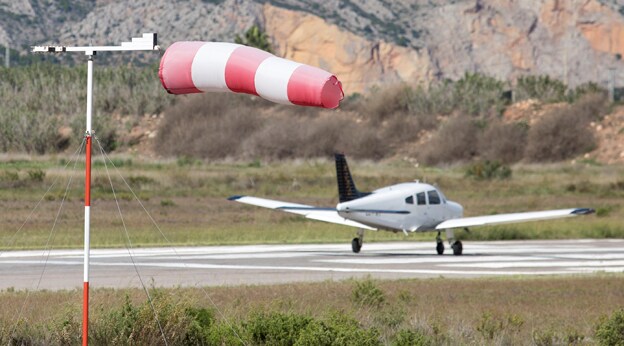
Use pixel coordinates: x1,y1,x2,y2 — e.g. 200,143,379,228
0,276,622,345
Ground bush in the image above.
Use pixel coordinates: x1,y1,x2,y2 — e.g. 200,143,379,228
352,277,385,308
514,75,567,103
465,160,512,180
27,169,46,182
295,313,381,346
359,84,413,123
155,93,263,159
157,94,390,161
419,116,479,165
525,105,596,162
453,72,507,117
478,121,528,163
392,329,432,346
246,311,312,345
595,309,624,346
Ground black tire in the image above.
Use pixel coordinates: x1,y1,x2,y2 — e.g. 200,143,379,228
351,238,361,253
436,241,444,255
452,241,463,256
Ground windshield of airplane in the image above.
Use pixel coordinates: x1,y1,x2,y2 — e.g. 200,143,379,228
427,190,440,205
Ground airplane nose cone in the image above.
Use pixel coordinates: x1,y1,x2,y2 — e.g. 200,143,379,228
449,201,463,217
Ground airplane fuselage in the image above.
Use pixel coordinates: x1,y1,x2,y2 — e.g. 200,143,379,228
336,182,463,232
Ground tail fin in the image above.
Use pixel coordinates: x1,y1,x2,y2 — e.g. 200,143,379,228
335,153,369,202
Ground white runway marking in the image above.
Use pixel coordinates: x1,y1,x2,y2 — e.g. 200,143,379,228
0,239,622,290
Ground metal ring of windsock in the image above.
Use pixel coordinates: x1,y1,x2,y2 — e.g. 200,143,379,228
159,42,344,109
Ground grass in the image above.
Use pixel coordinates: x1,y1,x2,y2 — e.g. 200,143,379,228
0,155,622,250
0,275,623,344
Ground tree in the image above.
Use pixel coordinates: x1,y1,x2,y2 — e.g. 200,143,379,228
235,25,273,53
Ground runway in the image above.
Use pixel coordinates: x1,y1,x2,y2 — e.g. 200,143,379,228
1,239,623,290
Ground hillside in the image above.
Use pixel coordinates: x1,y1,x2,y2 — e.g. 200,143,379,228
2,0,624,93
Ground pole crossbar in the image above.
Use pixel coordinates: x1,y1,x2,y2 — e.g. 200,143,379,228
31,33,159,346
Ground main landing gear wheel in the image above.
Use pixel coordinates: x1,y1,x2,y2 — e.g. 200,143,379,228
451,240,463,256
436,232,444,255
351,238,362,253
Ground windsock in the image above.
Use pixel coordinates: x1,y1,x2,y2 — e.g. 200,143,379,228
159,41,344,109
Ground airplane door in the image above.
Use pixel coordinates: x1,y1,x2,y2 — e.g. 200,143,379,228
426,190,443,226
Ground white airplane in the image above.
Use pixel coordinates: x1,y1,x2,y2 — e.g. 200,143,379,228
228,154,594,255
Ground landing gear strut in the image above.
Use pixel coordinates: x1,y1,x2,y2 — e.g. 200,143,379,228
351,229,364,253
436,232,444,255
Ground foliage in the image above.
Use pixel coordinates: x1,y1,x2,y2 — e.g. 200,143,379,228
453,72,508,117
465,160,512,180
515,75,568,103
478,121,528,163
352,277,386,308
419,116,479,165
235,25,273,53
156,93,389,160
595,309,624,346
392,329,432,346
0,63,173,154
246,311,312,345
525,104,596,162
294,313,381,346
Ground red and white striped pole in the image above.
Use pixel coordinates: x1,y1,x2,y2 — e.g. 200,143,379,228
30,34,159,346
83,52,93,346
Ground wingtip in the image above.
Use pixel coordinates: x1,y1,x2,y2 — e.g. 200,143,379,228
572,208,595,215
227,195,245,201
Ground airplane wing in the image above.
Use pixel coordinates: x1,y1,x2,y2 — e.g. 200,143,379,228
228,195,377,230
435,208,594,230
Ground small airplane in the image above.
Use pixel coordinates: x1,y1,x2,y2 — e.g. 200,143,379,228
228,154,595,255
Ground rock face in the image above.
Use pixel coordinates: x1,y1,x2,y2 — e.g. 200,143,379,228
262,4,435,94
2,0,624,93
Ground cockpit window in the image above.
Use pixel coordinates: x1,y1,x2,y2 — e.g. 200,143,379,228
427,190,440,205
405,196,414,204
416,192,426,205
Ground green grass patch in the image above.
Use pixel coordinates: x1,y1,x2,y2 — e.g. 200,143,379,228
0,157,622,250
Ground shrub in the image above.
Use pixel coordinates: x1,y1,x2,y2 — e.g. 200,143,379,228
359,84,413,123
410,81,456,117
453,72,507,117
514,75,567,103
27,169,46,182
295,313,381,346
419,116,479,165
235,25,273,53
465,160,512,180
478,121,528,163
595,309,624,346
570,82,607,102
246,311,312,345
525,106,596,162
392,329,432,346
155,93,263,159
352,277,385,308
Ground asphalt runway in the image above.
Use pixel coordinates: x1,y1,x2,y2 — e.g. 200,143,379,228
1,239,623,290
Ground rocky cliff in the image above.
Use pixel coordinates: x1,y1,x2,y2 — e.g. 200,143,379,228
2,0,624,94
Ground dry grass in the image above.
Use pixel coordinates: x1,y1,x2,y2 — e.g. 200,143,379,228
0,156,622,250
0,275,623,344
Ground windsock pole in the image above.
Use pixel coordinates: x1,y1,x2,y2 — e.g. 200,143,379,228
31,34,159,346
82,52,93,346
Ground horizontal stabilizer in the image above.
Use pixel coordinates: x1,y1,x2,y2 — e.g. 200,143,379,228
435,208,595,230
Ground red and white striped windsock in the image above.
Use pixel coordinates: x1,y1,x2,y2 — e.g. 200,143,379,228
159,41,344,109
